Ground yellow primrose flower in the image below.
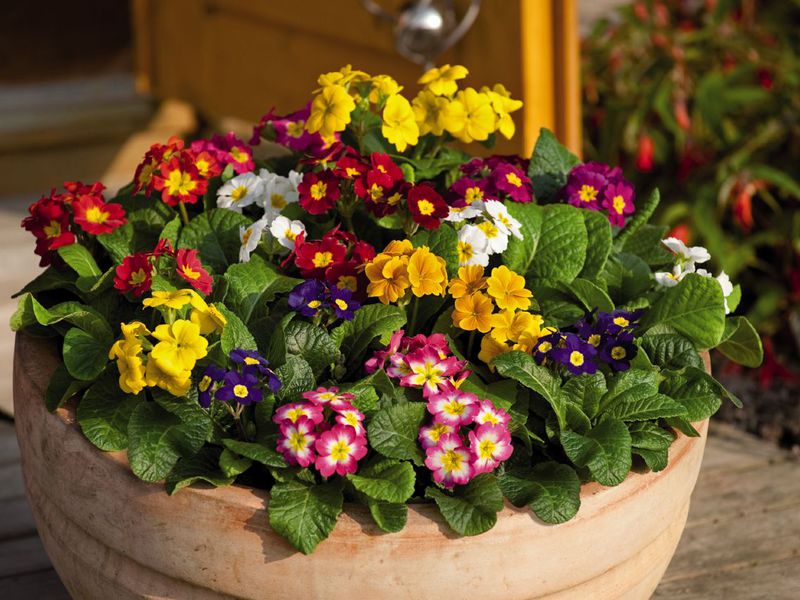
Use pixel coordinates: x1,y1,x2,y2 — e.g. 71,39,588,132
448,265,488,299
382,94,419,152
365,254,411,304
408,247,448,297
142,289,194,310
383,239,415,257
149,319,208,376
486,265,532,311
307,84,356,140
369,75,403,103
190,303,228,335
418,64,469,97
483,83,523,139
120,321,150,343
438,96,468,137
489,310,516,343
478,334,511,366
145,357,191,397
412,89,447,136
317,65,370,88
109,339,147,395
452,291,494,333
450,88,496,143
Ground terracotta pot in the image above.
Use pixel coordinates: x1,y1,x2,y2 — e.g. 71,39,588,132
14,333,709,600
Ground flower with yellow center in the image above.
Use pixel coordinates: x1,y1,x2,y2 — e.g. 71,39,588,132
482,83,523,139
145,357,191,397
306,84,356,140
142,289,194,310
478,334,511,368
486,265,532,311
418,64,469,96
365,254,411,304
317,65,370,88
368,74,402,103
449,88,496,143
407,247,448,297
452,291,494,333
108,338,147,395
448,265,487,299
189,296,228,335
119,321,150,344
149,319,208,377
412,89,447,136
383,239,415,257
382,94,419,152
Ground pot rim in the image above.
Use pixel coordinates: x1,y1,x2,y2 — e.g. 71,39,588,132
15,332,709,532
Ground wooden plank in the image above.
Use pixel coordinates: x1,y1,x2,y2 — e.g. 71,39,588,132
0,569,70,600
0,462,25,501
0,422,19,464
655,556,800,599
0,496,37,541
0,535,54,578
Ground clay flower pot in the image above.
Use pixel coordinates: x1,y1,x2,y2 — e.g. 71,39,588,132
14,333,709,600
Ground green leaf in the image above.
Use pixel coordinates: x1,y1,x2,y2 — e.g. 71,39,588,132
599,369,660,414
502,202,543,274
660,369,722,421
222,438,287,468
367,402,427,465
527,128,580,203
492,351,566,430
562,372,606,419
499,462,581,524
218,448,253,478
275,355,315,403
560,419,632,486
44,364,89,411
665,417,700,437
57,244,102,277
640,273,726,349
268,479,343,554
166,447,235,494
178,209,251,273
632,447,668,472
12,266,77,298
621,224,673,266
425,473,504,536
528,204,588,282
563,278,614,312
347,459,415,503
77,372,143,451
717,316,763,368
603,392,688,422
218,304,258,355
602,252,651,305
615,189,660,245
127,401,210,482
367,501,407,533
284,320,338,377
97,201,174,263
579,210,613,279
333,304,407,369
13,294,113,340
629,422,675,450
159,215,183,247
62,327,108,381
639,331,703,370
223,255,301,323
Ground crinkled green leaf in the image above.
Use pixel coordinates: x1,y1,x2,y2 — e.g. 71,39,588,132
602,252,652,305
275,355,315,403
425,473,504,536
268,479,343,554
166,447,235,494
660,368,722,421
502,202,543,274
579,209,613,279
499,462,581,524
62,327,108,381
44,364,90,411
367,500,407,533
560,418,632,486
222,438,287,468
640,330,703,370
178,208,251,273
218,448,253,478
284,320,338,377
492,351,566,430
218,304,258,355
333,304,407,370
528,204,587,283
367,402,426,465
77,372,143,451
223,255,301,323
562,372,606,419
347,459,415,503
527,128,580,202
615,188,660,245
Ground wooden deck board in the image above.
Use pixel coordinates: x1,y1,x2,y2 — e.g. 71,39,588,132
0,421,797,598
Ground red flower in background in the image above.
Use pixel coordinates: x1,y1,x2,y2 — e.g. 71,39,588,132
298,170,341,215
134,137,185,195
407,184,448,230
153,155,208,206
666,223,691,245
62,180,106,204
114,253,153,297
635,134,655,172
72,196,127,235
175,248,213,295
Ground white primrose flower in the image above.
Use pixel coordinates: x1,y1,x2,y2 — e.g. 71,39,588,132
217,172,265,212
269,215,306,251
476,219,509,254
445,200,484,223
662,237,711,268
239,218,269,262
257,169,301,222
484,200,523,240
457,224,490,267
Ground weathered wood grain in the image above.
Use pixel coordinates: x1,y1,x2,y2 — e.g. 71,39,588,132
0,569,71,600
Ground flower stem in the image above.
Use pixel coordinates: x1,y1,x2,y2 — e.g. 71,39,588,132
409,296,420,334
467,330,477,359
178,202,190,226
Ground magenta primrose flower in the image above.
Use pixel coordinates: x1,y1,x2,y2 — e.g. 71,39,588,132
418,421,455,449
468,424,513,474
473,399,511,427
400,347,465,397
301,386,355,411
427,385,479,427
335,407,366,437
314,424,368,477
273,402,324,426
277,417,318,467
425,433,474,488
